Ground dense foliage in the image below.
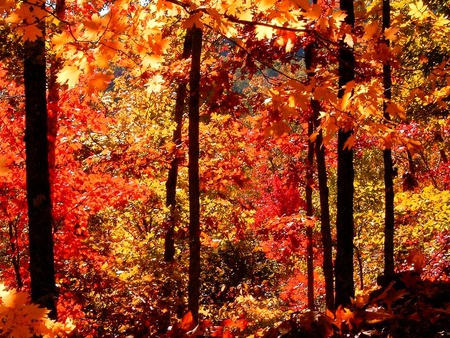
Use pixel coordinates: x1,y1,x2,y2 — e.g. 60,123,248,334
1,0,450,337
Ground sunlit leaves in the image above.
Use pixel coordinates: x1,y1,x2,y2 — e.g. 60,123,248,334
0,284,75,337
57,65,82,88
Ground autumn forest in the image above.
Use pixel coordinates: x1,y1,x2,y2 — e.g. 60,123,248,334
1,0,450,337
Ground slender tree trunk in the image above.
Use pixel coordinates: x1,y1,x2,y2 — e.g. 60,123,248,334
305,114,315,311
305,37,335,310
24,5,57,318
8,220,23,288
304,40,317,311
165,29,193,262
335,0,355,308
188,25,202,323
48,0,65,228
314,103,334,311
382,0,395,277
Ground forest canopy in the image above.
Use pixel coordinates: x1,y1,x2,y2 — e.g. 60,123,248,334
0,0,450,337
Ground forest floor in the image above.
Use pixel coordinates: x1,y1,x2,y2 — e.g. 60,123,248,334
263,271,450,338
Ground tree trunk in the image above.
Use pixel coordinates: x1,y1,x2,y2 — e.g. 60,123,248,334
47,0,65,228
188,25,202,323
335,0,355,308
165,29,193,262
304,40,317,311
8,220,23,288
314,103,334,311
305,36,335,310
382,0,395,277
306,114,315,311
24,8,57,318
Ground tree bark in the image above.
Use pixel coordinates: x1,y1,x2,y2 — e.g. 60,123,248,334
314,103,334,311
305,36,335,311
335,0,355,308
306,114,315,311
382,0,395,277
165,29,193,262
47,0,65,228
24,9,57,318
188,25,202,323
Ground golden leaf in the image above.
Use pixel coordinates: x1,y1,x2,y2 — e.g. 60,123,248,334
57,65,82,88
258,0,277,11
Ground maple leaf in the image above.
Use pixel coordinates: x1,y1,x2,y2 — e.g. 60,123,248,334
344,33,354,48
384,27,399,41
343,134,356,150
145,74,165,94
88,72,113,94
142,54,164,70
57,65,82,88
255,25,274,40
363,22,379,41
19,24,43,41
258,0,277,11
386,102,406,119
183,12,204,29
304,4,322,20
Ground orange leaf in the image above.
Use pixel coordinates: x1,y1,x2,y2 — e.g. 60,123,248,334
88,72,113,94
343,134,355,150
183,12,203,29
384,27,399,41
181,311,195,331
20,24,42,41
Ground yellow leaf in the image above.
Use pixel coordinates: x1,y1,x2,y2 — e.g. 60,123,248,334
142,54,164,70
344,33,354,48
255,25,274,39
258,0,277,11
145,74,165,94
340,91,352,111
408,0,428,19
57,65,81,88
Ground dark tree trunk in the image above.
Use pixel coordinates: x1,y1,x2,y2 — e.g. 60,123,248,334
306,114,315,311
47,0,65,227
313,103,334,311
187,25,202,323
164,29,193,262
24,15,57,319
335,0,355,308
304,41,317,311
8,220,23,288
382,0,395,277
305,37,335,310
